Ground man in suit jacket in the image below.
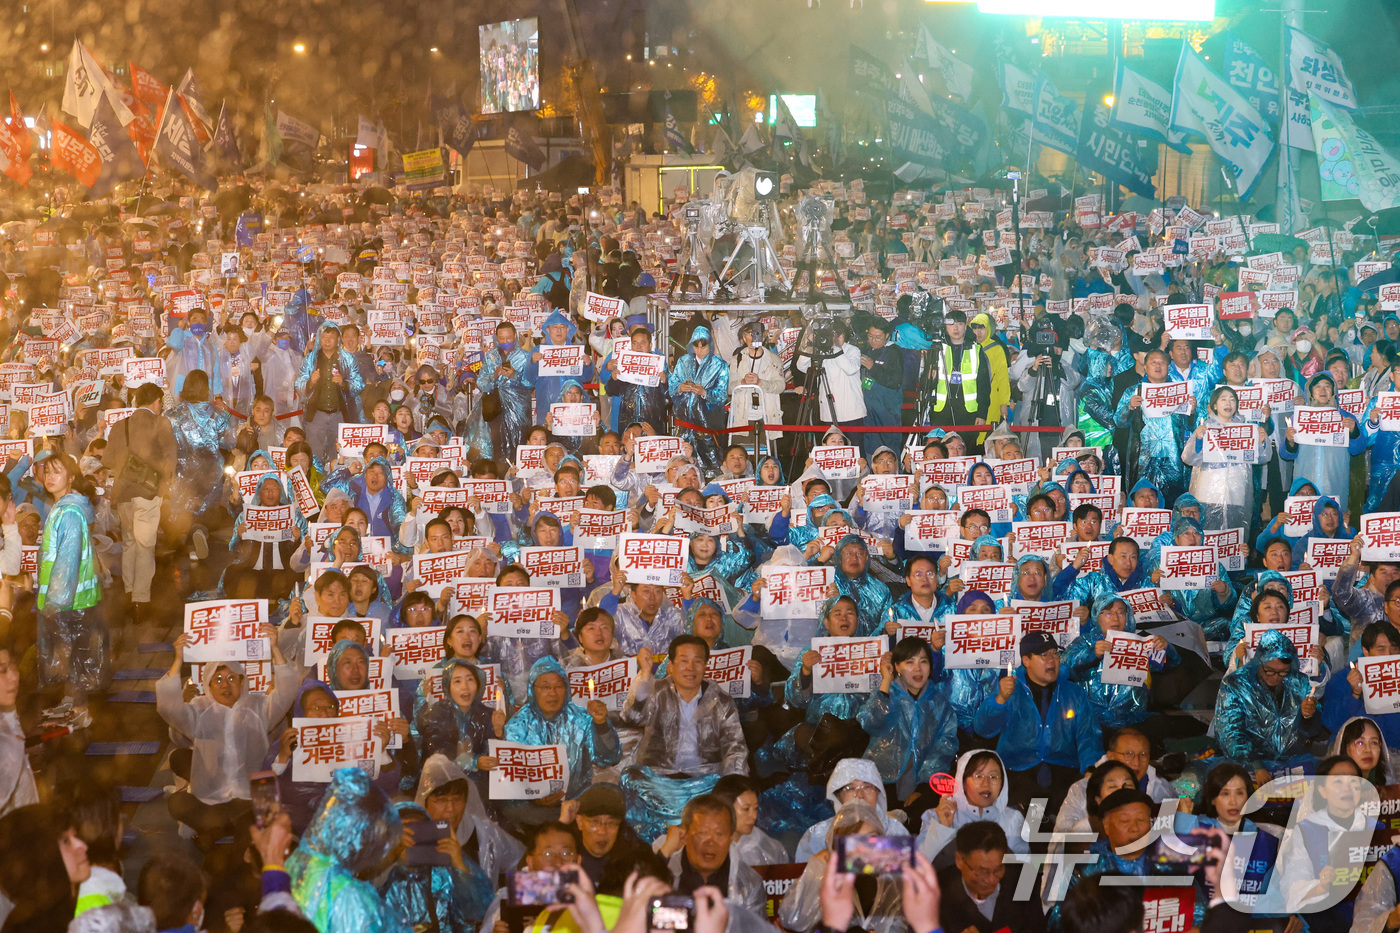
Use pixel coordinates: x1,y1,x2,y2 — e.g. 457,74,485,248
935,821,1047,933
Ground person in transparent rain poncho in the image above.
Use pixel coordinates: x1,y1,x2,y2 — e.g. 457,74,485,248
1181,385,1272,532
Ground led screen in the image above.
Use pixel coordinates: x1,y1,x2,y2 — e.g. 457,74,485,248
768,95,817,128
978,0,1214,19
480,18,540,114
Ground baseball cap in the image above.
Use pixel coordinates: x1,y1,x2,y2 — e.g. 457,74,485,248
1019,631,1059,657
576,783,626,820
1095,787,1155,818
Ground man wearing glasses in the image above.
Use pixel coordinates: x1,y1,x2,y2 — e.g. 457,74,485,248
857,317,904,460
1213,628,1326,787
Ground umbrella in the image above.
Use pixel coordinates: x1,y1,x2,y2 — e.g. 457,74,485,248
122,216,160,227
1249,233,1308,254
141,201,181,216
64,203,113,222
1024,193,1071,212
213,185,252,216
1358,266,1400,295
1369,207,1400,237
1118,195,1158,215
361,186,395,205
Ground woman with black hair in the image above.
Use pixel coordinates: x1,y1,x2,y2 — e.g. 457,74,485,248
0,804,91,932
1331,716,1396,786
1190,761,1281,908
710,774,788,869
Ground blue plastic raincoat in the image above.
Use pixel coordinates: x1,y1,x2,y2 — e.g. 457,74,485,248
294,321,367,423
1142,515,1235,641
830,534,894,636
1063,595,1179,729
1279,373,1368,512
503,656,622,798
1117,376,1191,505
1212,629,1328,769
973,669,1104,773
857,660,959,785
531,311,595,416
380,804,495,933
669,326,730,477
167,398,232,518
478,333,536,459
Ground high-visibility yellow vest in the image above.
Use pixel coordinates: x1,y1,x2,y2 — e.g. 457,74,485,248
934,344,980,412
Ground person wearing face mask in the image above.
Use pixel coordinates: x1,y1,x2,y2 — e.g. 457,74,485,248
255,327,304,427
670,327,731,480
215,324,258,420
165,308,223,397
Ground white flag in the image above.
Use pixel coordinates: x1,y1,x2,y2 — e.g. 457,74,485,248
356,115,379,149
916,25,974,101
739,122,765,154
62,41,132,129
276,110,320,150
1171,43,1276,199
998,61,1036,118
1286,27,1358,112
1111,61,1189,151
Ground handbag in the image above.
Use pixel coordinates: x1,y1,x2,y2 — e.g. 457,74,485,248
117,415,163,500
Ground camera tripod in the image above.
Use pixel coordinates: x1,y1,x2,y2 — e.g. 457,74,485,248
715,224,791,301
786,338,843,478
668,215,718,300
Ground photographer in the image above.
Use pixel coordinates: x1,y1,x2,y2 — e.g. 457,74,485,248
727,322,784,443
926,310,991,439
1011,310,1082,463
858,317,904,459
796,319,867,430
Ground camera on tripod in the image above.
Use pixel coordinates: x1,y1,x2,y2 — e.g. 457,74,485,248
1028,315,1060,351
684,206,701,223
805,306,844,356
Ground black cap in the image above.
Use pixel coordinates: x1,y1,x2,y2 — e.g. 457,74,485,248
1019,631,1059,657
576,783,626,819
1096,787,1155,817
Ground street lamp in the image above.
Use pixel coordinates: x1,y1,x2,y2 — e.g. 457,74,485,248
293,42,306,54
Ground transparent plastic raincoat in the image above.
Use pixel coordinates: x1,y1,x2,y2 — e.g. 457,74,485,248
503,657,621,798
36,490,105,693
915,750,1029,859
166,396,232,518
1063,595,1179,729
287,767,408,933
1117,376,1192,504
415,755,526,887
1212,629,1327,769
1142,515,1235,641
830,534,895,637
294,322,367,422
793,758,912,862
1182,411,1270,531
780,802,908,933
477,335,535,459
669,326,730,477
323,456,411,553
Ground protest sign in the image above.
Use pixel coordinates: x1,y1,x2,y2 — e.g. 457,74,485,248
566,657,638,712
518,546,585,588
581,292,627,322
812,446,861,480
338,423,390,457
303,616,381,667
677,502,733,536
1101,630,1160,687
761,566,835,620
902,511,961,551
617,533,689,585
1120,508,1172,544
1292,406,1350,447
945,615,1020,670
488,741,569,799
1119,588,1177,624
1243,622,1320,676
1203,528,1245,572
811,636,888,693
614,349,664,387
861,474,915,511
922,457,977,488
450,579,493,616
460,479,510,514
335,688,403,748
1362,513,1400,562
1281,568,1322,607
182,599,269,663
291,717,379,782
287,466,319,518
536,344,585,377
742,487,786,521
1140,381,1191,418
549,403,596,436
1283,496,1321,537
959,486,1014,523
1204,423,1261,463
485,587,561,638
1158,546,1218,590
1305,537,1352,581
1360,656,1400,716
384,626,446,681
706,646,753,699
123,357,166,388
1140,888,1195,933
634,436,683,472
1253,378,1297,413
1011,522,1070,558
242,505,295,542
574,509,629,548
515,445,548,478
1163,303,1214,340
1011,600,1080,648
412,551,471,597
987,458,1038,490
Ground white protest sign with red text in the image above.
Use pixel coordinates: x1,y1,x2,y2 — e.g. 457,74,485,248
812,446,861,480
567,658,639,712
487,741,569,799
485,587,561,638
811,636,888,694
617,533,689,586
1101,630,1159,687
182,599,269,663
945,615,1020,670
1140,381,1191,418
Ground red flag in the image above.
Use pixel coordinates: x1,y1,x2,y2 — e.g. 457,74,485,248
128,62,168,109
124,98,154,164
8,92,30,160
177,93,211,145
0,122,31,187
51,120,103,189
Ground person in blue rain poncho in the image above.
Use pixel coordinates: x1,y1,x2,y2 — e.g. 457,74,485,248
1288,495,1354,571
858,635,959,809
1212,629,1327,781
531,310,594,416
781,490,837,555
323,456,411,553
545,379,599,458
1363,354,1400,512
936,591,1005,738
1062,596,1178,730
380,801,496,933
503,657,621,813
477,320,535,460
281,285,322,354
668,326,730,478
1223,572,1299,664
222,470,310,600
1181,385,1272,532
1117,349,1193,506
287,766,409,933
165,369,233,555
973,631,1104,811
1076,348,1125,474
604,325,669,439
1166,336,1227,425
1054,536,1148,605
1279,372,1367,514
35,454,105,706
1142,515,1235,642
1254,476,1320,556
417,658,504,775
829,534,895,636
165,308,223,396
758,596,869,776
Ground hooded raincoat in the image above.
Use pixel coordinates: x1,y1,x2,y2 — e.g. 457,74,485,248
830,534,895,637
669,327,730,477
379,802,495,933
857,660,959,790
415,754,525,887
166,395,232,518
531,310,595,416
504,657,621,798
294,321,368,423
1279,373,1368,513
792,758,911,862
478,332,536,459
1182,410,1271,531
780,801,908,933
915,750,1029,859
287,767,408,933
1212,629,1328,769
1063,595,1179,729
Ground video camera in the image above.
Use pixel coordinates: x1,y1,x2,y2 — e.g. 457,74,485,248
1028,315,1060,350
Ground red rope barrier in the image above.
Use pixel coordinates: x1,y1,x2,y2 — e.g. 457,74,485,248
672,419,1067,437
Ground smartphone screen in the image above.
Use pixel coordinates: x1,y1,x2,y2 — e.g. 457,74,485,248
248,770,280,828
507,870,577,906
406,819,452,867
835,834,916,876
1148,830,1217,873
649,896,695,931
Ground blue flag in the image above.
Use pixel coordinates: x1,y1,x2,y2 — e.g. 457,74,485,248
86,91,145,199
1223,32,1280,126
153,89,216,191
1076,97,1157,198
436,101,476,160
664,105,692,155
212,102,240,169
504,118,546,170
1031,72,1080,157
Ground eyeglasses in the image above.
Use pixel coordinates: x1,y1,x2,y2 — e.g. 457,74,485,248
209,674,241,686
909,571,936,581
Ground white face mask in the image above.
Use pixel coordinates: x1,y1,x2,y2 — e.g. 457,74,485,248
390,388,405,402
1296,339,1312,354
1239,324,1252,336
243,326,255,338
